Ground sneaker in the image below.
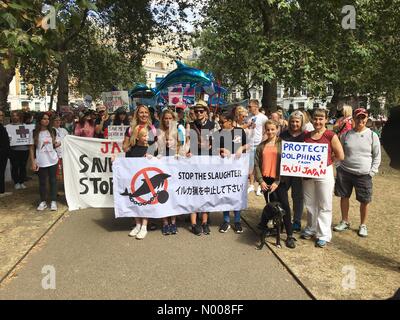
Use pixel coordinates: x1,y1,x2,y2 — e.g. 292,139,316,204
219,222,231,233
234,222,243,233
292,221,301,233
50,201,58,211
247,185,255,194
358,224,368,237
37,201,47,211
285,236,297,249
14,183,21,190
129,225,141,237
256,186,263,196
333,220,350,232
300,232,313,240
315,239,327,248
191,224,202,236
136,228,148,240
162,224,170,235
202,223,211,235
169,224,178,235
20,183,27,189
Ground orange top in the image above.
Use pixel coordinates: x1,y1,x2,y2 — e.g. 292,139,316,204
262,144,278,178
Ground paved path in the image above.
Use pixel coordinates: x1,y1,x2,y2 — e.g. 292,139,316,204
0,209,310,300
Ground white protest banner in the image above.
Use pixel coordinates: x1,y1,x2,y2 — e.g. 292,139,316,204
280,141,329,178
101,91,129,113
113,155,249,218
63,135,124,210
107,125,130,141
6,124,34,146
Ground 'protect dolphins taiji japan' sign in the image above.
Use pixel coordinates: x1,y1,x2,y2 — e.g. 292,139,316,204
280,141,329,178
113,155,249,218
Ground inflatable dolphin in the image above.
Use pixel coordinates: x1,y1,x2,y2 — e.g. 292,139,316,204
152,61,213,96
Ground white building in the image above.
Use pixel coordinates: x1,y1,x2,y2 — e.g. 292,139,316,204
7,69,56,111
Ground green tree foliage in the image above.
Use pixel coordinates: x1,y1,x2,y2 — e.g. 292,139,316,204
196,0,400,110
0,0,202,111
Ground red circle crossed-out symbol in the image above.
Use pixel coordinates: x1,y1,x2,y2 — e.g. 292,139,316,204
130,167,169,205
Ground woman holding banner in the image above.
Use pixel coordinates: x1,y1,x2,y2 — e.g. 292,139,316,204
254,120,296,249
30,113,61,211
123,105,158,235
300,108,344,248
279,111,307,232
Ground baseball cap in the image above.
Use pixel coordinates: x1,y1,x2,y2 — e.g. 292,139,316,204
353,108,368,118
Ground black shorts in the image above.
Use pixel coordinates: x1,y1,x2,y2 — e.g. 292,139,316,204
334,167,373,203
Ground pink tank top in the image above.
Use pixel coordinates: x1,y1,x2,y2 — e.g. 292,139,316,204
304,130,335,166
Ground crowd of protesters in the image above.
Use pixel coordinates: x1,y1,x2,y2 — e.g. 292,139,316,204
0,100,389,249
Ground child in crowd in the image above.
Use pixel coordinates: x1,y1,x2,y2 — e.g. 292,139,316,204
254,120,296,249
123,125,151,239
157,110,185,235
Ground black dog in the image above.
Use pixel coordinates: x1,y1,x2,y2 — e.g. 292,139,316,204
256,193,286,250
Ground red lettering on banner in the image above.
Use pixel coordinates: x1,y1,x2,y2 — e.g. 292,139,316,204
111,142,121,154
101,142,110,154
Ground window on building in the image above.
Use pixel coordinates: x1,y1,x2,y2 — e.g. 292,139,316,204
46,85,52,96
251,90,257,99
34,85,40,96
277,86,282,98
20,82,27,95
297,102,305,109
35,102,40,111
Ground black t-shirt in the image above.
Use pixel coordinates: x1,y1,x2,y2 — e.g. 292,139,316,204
212,127,247,155
279,130,306,143
125,145,148,158
189,120,215,156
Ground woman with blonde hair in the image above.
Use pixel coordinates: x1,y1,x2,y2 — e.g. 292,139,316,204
233,106,249,129
334,104,353,137
280,111,307,232
123,104,157,155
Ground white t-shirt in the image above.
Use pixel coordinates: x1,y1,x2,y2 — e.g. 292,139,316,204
36,130,59,168
55,127,69,159
247,112,268,146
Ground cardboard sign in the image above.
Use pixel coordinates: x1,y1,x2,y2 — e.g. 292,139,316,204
101,91,129,113
6,124,35,146
107,125,130,141
280,141,329,178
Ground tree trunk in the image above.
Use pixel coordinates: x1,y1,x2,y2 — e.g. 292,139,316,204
56,56,69,112
242,87,251,100
0,65,15,112
330,83,343,110
261,80,277,113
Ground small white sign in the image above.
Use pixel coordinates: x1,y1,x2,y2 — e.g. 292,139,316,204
6,124,35,146
107,125,130,141
280,141,329,178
